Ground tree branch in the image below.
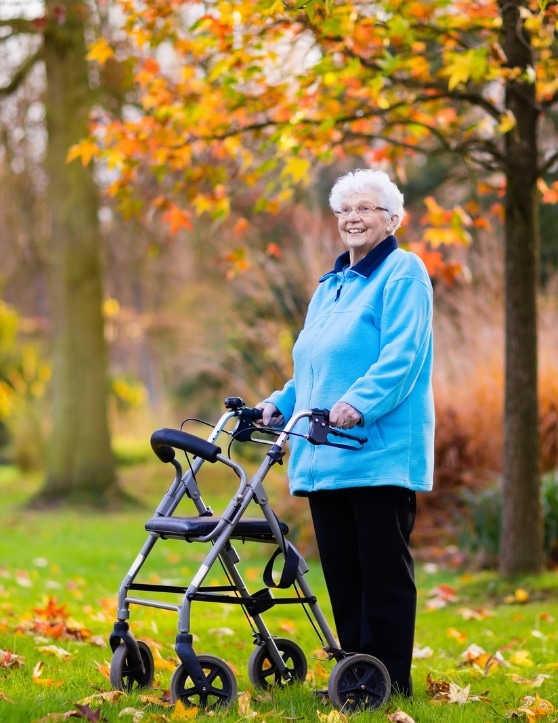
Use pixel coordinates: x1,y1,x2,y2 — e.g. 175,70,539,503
539,150,558,175
0,47,43,96
0,16,44,35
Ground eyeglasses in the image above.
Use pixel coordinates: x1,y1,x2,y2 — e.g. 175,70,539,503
334,204,390,218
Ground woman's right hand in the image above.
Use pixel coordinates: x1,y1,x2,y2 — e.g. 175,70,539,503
255,402,285,427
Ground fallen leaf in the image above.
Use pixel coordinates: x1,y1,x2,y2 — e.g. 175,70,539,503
32,661,64,688
412,646,433,659
316,709,349,722
171,698,198,719
387,711,416,722
0,648,25,668
507,673,551,687
37,645,75,661
238,690,257,718
510,650,535,667
78,691,125,705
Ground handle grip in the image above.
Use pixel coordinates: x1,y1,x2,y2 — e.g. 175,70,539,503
150,428,222,463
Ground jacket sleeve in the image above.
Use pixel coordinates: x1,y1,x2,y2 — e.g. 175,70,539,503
264,378,297,422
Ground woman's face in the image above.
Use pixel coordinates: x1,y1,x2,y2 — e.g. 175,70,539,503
336,192,398,265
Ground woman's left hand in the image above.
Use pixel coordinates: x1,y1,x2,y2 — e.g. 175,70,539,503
329,402,362,430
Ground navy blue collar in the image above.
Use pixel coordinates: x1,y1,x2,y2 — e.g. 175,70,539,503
331,236,398,277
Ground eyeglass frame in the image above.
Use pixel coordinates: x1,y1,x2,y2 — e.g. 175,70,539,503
333,204,391,218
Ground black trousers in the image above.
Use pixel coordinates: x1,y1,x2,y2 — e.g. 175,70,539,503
308,485,417,696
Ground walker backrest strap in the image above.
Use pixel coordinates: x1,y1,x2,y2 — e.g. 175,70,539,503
263,542,300,589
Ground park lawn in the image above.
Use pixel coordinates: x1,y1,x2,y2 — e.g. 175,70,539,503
1,461,558,723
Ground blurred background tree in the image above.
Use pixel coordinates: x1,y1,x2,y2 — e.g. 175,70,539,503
0,0,557,573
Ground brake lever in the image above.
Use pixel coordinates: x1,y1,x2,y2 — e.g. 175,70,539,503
307,409,367,450
231,407,279,443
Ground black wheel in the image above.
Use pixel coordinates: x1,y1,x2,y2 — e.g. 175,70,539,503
110,640,154,691
248,637,307,688
170,654,237,710
328,653,391,712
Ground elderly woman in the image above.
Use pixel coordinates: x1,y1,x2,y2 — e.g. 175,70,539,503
257,168,434,698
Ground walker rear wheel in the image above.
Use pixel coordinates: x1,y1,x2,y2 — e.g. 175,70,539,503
328,653,390,711
248,637,307,688
170,654,237,710
110,640,154,691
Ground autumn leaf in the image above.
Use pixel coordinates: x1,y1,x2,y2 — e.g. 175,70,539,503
0,649,24,668
86,38,114,65
161,204,193,235
281,157,311,184
504,588,530,604
66,139,100,167
516,695,555,722
32,661,63,688
387,711,416,723
78,690,125,706
37,644,74,661
457,607,495,620
171,697,198,719
237,690,257,718
316,708,349,722
425,673,450,698
71,703,102,721
507,673,551,687
447,627,467,643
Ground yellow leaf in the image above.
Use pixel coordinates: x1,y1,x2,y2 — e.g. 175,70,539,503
442,49,488,91
514,588,530,603
171,697,199,719
316,709,349,723
498,110,517,134
66,139,100,167
86,38,114,65
510,650,534,667
281,157,311,184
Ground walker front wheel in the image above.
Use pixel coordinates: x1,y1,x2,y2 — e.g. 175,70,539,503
110,640,154,691
328,653,390,711
170,654,237,710
248,637,307,688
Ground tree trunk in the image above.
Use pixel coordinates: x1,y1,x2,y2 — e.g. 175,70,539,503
35,0,117,505
498,0,545,574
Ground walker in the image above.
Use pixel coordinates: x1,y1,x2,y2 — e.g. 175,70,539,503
109,396,391,711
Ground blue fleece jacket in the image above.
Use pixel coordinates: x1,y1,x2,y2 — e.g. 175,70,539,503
265,236,434,496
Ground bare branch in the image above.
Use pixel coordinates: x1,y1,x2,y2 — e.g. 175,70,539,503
539,150,558,175
0,47,43,96
0,16,44,36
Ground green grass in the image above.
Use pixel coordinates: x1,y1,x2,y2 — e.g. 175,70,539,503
1,460,558,722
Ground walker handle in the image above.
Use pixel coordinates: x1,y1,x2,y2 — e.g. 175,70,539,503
150,428,222,463
307,409,367,449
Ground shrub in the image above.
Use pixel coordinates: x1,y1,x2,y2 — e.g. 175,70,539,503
458,471,558,569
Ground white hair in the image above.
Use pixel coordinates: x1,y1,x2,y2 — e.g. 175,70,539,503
328,169,405,229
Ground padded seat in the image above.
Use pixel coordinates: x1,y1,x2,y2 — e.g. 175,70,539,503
145,515,289,541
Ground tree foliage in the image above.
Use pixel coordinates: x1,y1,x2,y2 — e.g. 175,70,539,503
82,0,558,574
84,0,557,231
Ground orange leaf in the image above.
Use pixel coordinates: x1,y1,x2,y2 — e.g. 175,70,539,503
161,204,193,235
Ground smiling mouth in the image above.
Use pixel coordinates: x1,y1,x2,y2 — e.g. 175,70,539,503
348,228,365,234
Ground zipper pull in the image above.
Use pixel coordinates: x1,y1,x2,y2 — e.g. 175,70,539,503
335,283,343,301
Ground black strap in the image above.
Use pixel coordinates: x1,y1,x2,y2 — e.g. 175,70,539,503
263,543,300,589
